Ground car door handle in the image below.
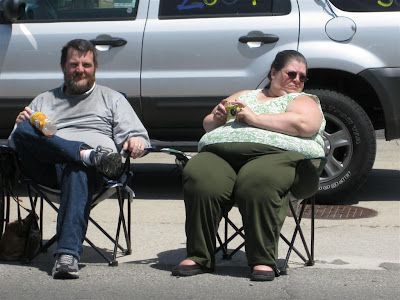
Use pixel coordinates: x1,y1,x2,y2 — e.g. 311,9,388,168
239,34,279,44
90,37,127,48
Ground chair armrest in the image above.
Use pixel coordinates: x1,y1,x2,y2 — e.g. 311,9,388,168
160,148,192,166
289,157,327,200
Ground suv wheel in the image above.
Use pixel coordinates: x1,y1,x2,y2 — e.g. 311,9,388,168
305,89,377,203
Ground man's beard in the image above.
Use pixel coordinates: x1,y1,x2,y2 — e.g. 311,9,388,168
65,75,95,95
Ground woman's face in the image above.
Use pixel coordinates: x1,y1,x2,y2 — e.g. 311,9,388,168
270,59,307,95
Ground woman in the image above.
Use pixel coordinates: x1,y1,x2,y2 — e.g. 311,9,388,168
172,50,325,281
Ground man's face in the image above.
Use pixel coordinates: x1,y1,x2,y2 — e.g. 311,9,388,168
62,48,97,95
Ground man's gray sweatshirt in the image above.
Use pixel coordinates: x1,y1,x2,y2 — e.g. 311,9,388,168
9,84,150,153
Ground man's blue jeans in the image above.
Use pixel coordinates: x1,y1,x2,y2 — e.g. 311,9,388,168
12,121,106,260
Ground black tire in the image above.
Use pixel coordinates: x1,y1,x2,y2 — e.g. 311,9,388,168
305,89,377,203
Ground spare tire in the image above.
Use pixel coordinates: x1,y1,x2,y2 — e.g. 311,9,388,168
305,89,377,203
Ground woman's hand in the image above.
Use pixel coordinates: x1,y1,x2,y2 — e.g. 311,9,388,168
231,100,258,125
203,99,229,132
202,91,249,132
16,107,33,125
213,99,229,123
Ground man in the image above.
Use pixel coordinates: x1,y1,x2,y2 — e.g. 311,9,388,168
8,39,150,279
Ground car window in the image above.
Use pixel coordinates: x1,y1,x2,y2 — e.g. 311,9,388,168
330,0,400,12
158,0,291,19
17,0,138,22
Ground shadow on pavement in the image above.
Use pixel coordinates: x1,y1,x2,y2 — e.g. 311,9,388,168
130,165,400,204
356,169,400,202
0,243,114,276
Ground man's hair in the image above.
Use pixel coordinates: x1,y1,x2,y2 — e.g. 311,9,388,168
267,50,308,82
60,39,98,68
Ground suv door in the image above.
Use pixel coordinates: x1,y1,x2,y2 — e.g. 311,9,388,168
141,0,299,141
0,0,147,137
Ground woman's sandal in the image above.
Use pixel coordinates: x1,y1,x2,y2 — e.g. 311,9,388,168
250,266,276,281
171,263,212,277
250,269,275,281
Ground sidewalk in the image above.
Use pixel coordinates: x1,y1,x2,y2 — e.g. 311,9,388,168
0,139,399,299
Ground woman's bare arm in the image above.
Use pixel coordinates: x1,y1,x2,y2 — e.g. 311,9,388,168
234,95,323,137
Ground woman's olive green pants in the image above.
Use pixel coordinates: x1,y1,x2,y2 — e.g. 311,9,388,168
182,143,305,270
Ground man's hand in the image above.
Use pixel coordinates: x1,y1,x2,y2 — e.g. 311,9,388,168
16,107,33,124
123,136,145,159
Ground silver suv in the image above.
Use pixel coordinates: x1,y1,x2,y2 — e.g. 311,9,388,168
1,0,399,203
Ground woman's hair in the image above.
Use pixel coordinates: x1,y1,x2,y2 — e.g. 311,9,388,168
60,39,98,68
266,50,307,87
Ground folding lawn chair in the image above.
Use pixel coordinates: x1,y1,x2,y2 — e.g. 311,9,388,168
20,153,135,266
215,157,327,275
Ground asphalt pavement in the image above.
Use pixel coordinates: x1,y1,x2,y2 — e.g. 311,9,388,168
0,138,399,300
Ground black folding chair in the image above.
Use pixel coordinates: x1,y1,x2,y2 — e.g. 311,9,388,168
215,157,327,275
20,154,134,266
146,148,326,275
0,145,22,242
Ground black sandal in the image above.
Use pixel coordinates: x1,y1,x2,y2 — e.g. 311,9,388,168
171,263,212,277
250,266,276,281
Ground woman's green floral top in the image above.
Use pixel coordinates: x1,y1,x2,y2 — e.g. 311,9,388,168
198,90,326,158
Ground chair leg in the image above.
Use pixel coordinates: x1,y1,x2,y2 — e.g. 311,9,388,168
5,192,10,225
84,237,118,266
214,197,316,275
222,215,230,259
25,183,132,266
127,192,132,255
115,187,132,254
0,190,6,240
310,195,315,266
216,215,233,259
215,214,246,260
24,189,55,262
280,196,315,275
26,234,57,262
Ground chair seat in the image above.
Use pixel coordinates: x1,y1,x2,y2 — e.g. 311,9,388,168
23,179,135,205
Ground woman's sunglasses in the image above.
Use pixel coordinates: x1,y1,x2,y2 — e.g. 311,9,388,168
286,71,308,83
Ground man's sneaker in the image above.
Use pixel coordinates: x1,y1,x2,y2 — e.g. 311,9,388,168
90,146,123,179
52,254,79,279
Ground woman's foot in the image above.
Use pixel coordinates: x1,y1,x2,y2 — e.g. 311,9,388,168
178,259,197,267
250,265,275,281
171,259,212,277
253,265,274,272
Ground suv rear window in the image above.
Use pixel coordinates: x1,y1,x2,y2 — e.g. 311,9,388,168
330,0,400,12
18,0,138,22
159,0,291,19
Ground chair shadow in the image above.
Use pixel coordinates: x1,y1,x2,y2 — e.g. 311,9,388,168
1,246,290,279
0,243,125,276
125,248,257,279
129,164,184,200
125,248,292,278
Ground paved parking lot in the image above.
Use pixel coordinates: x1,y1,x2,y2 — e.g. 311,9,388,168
0,138,399,299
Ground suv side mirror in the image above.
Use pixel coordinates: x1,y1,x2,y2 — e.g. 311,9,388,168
0,0,24,23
